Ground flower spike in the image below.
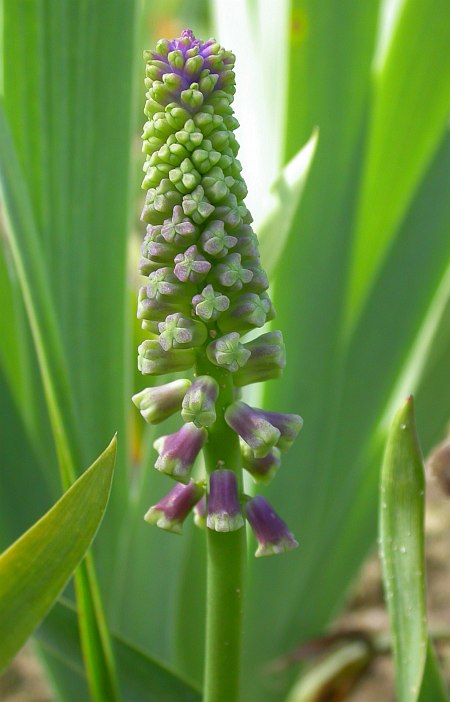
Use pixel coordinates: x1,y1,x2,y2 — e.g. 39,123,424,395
136,29,303,566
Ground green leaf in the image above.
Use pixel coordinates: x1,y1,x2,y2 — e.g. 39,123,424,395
418,641,449,702
37,599,202,702
258,128,319,277
0,95,123,699
347,0,450,325
0,98,80,487
379,396,426,702
0,436,116,671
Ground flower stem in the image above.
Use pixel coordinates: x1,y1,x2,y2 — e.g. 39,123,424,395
197,355,246,702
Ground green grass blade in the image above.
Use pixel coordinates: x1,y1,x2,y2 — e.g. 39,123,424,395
0,100,80,485
0,367,55,548
418,641,449,702
0,103,120,701
0,437,116,671
37,600,202,702
347,0,450,325
379,396,426,702
258,129,319,277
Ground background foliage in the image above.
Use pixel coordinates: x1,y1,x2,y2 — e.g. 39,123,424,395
1,1,449,700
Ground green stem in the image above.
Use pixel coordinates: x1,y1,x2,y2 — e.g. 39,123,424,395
197,355,246,702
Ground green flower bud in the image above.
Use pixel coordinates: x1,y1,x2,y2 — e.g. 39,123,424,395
181,375,219,427
206,333,251,372
132,379,191,424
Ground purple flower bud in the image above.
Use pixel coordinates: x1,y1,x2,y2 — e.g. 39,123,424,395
224,401,280,458
145,480,204,534
199,219,237,257
193,493,207,528
207,469,244,532
206,332,251,372
232,331,286,387
245,496,298,557
160,205,198,246
218,293,271,333
137,285,190,322
193,284,230,322
208,253,253,292
254,408,303,451
138,340,195,376
174,245,211,283
240,440,281,485
158,313,207,350
154,423,207,482
146,267,190,301
181,375,219,427
132,379,191,424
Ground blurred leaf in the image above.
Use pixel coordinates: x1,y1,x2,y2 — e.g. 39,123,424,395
418,641,449,702
0,437,116,671
0,366,54,548
37,600,202,702
259,128,319,277
348,0,450,325
284,640,372,702
1,0,139,582
0,100,80,484
242,2,382,699
379,396,426,702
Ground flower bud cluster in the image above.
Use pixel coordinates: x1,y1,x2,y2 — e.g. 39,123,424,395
134,30,302,555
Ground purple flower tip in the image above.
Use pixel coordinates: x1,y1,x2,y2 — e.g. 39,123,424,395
154,423,207,482
245,495,298,557
145,480,204,534
207,469,244,532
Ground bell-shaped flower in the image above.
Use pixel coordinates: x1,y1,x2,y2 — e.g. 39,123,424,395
245,495,298,557
145,480,204,533
240,440,281,485
154,423,207,482
207,469,244,532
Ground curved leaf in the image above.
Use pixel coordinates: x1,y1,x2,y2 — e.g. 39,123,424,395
0,436,116,671
37,599,202,702
379,397,426,702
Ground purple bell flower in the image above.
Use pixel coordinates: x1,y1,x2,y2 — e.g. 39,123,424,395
224,401,280,458
245,496,298,557
225,400,302,455
240,440,281,485
207,469,244,532
145,480,204,534
154,423,207,482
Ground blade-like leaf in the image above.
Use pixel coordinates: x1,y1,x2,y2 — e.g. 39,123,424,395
379,396,426,702
418,641,449,702
0,100,120,700
258,128,319,277
37,599,202,702
0,436,116,671
347,0,450,326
